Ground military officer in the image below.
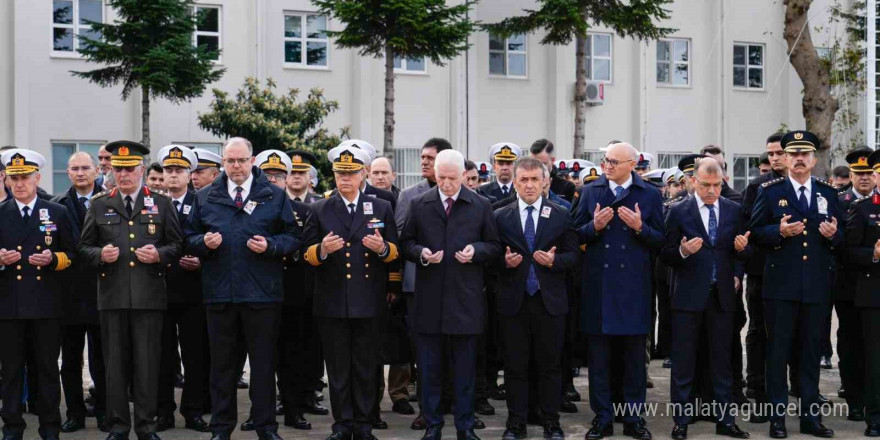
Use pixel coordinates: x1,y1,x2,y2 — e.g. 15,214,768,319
191,149,222,191
302,145,399,440
285,150,323,203
79,140,183,440
477,142,521,202
0,149,77,440
748,131,841,439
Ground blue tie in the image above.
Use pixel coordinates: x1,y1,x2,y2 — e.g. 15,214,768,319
798,187,808,212
525,206,539,296
707,204,717,283
614,186,623,198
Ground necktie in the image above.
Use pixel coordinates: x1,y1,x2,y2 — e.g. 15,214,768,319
614,186,623,198
234,187,244,208
124,195,133,217
707,204,717,283
798,186,808,211
502,185,509,197
78,196,89,212
524,206,539,296
445,197,454,217
21,206,30,223
348,202,356,216
294,197,301,202
173,200,181,212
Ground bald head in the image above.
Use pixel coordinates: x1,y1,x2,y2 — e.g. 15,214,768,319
370,156,396,190
608,143,639,161
603,142,638,184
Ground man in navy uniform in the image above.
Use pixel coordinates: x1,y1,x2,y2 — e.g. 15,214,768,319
843,149,880,436
661,157,751,439
493,158,580,440
572,142,664,440
477,142,521,202
0,149,77,440
155,145,211,433
191,149,222,191
79,141,184,440
302,145,399,440
749,130,842,438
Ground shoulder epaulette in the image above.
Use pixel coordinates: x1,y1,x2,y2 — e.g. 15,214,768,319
852,196,870,205
838,189,849,196
761,177,785,188
323,190,334,198
815,178,835,189
91,191,108,201
664,195,686,207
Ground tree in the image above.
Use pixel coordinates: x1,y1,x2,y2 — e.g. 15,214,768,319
312,0,476,156
72,0,225,148
484,0,674,158
197,77,349,191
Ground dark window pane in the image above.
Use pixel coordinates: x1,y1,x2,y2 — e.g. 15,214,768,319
79,0,102,24
733,45,745,66
306,42,327,66
489,52,505,75
748,45,763,66
406,57,425,71
197,7,219,32
489,34,504,51
53,27,74,51
585,35,591,57
54,172,72,195
748,68,763,88
54,1,73,24
656,63,669,83
508,54,526,76
197,35,219,54
307,15,327,39
508,34,525,52
77,28,102,47
52,144,75,171
656,41,669,61
733,66,746,86
285,15,302,38
284,41,302,63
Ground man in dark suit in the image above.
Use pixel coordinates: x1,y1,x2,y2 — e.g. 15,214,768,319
660,158,751,439
529,139,575,203
749,131,842,438
79,141,183,440
369,157,401,200
154,145,211,433
493,158,579,440
572,142,664,440
51,151,107,433
0,149,78,440
302,145,399,440
477,143,521,202
401,149,502,440
842,149,880,436
183,138,300,440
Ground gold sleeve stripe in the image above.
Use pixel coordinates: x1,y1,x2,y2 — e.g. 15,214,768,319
54,252,71,271
304,244,322,267
382,242,399,263
388,272,402,281
579,244,587,253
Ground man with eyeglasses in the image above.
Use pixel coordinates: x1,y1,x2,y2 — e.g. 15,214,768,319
184,138,300,440
573,142,664,440
79,140,183,440
51,152,108,433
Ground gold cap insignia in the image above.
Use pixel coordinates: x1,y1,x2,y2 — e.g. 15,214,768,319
118,146,130,156
794,132,804,140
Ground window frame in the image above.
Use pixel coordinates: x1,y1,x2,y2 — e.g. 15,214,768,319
392,146,424,190
394,56,428,75
50,140,105,194
585,32,613,83
732,154,761,192
488,33,528,79
656,152,691,170
283,12,331,70
732,42,765,91
51,0,104,58
192,4,222,64
656,37,691,88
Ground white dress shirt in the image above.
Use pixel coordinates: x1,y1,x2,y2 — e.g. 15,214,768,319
227,173,254,201
439,187,461,204
608,175,633,194
172,193,187,212
518,196,542,234
788,176,812,208
341,192,360,213
15,197,37,218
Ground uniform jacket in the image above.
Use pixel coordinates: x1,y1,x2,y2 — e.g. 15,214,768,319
748,176,843,304
477,180,514,203
661,195,751,312
301,192,399,318
492,198,580,316
283,193,321,308
80,186,183,310
742,170,786,275
166,191,203,304
401,186,502,334
52,184,101,323
184,168,300,304
0,197,78,319
843,192,880,308
395,179,435,293
835,188,868,302
572,172,665,335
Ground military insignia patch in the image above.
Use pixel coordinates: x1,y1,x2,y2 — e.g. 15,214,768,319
45,236,52,246
778,199,788,207
148,224,156,235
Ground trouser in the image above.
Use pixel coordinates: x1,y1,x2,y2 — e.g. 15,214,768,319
60,323,105,420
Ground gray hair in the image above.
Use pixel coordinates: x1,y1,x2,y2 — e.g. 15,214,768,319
694,157,723,176
223,137,253,154
434,149,465,174
68,151,98,168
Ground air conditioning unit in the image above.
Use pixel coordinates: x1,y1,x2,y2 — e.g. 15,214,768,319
585,81,605,106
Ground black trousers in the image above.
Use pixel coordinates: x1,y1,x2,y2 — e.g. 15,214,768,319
278,304,321,416
0,319,62,439
206,303,281,435
500,293,565,426
588,334,646,425
764,300,827,422
318,317,381,434
745,275,766,398
655,279,672,358
835,300,864,411
158,303,210,419
862,309,880,424
101,310,163,438
670,288,734,425
418,333,478,431
60,323,105,420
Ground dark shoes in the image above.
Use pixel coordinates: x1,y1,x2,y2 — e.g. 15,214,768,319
257,431,283,440
564,385,581,402
371,414,388,430
838,387,846,399
559,400,578,413
769,420,787,439
354,432,378,440
140,434,161,440
586,419,613,440
184,415,210,432
420,426,442,440
456,429,481,440
240,418,255,431
489,385,507,401
799,420,834,438
716,422,750,438
543,423,564,440
237,375,249,389
671,424,688,440
392,398,415,415
284,412,312,430
502,423,527,440
104,434,128,440
662,358,672,369
820,357,833,370
174,373,185,389
474,417,486,430
848,408,866,422
305,400,330,415
623,418,652,440
210,432,231,440
61,418,86,433
325,432,351,440
156,415,174,432
474,398,495,416
866,423,880,437
410,413,427,430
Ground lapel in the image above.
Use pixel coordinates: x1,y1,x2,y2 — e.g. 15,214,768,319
784,179,808,217
349,193,368,239
176,192,194,223
329,194,353,233
505,201,528,252
533,199,549,250
26,198,44,232
129,188,146,219
206,173,241,210
687,196,711,243
107,190,128,220
428,189,448,223
594,176,616,207
6,199,26,233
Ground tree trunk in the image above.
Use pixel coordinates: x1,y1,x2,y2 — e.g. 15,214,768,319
572,7,588,159
141,85,151,149
783,0,838,177
383,43,395,158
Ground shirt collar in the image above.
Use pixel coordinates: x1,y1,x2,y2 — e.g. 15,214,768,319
853,187,871,199
693,192,717,210
228,173,254,194
788,175,812,195
172,192,187,207
518,196,542,213
15,196,37,214
609,175,633,191
340,191,360,207
119,187,140,199
439,186,462,202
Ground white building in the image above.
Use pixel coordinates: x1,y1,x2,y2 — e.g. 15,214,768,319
0,0,863,193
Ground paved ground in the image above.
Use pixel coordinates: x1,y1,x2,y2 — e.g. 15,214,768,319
18,316,865,439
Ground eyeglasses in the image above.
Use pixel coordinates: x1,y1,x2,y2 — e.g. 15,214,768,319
695,179,722,190
112,166,137,173
68,166,93,172
602,157,634,167
265,173,286,182
224,157,252,165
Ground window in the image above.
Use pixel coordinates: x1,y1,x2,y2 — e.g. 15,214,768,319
657,152,690,170
585,33,612,82
394,56,427,73
732,155,761,192
657,38,690,86
581,151,605,165
392,147,423,189
489,34,527,77
284,13,329,67
51,141,102,194
194,6,221,61
172,142,222,156
733,43,764,89
52,0,103,54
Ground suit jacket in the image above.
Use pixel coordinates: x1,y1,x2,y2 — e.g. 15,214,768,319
52,184,101,323
492,198,579,316
843,193,880,308
401,187,502,334
79,186,183,310
572,172,665,335
742,170,785,275
477,181,514,203
302,192,399,318
550,172,576,202
721,181,743,204
396,179,435,293
0,197,78,319
282,194,320,308
166,191,203,304
661,195,751,312
748,176,843,304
